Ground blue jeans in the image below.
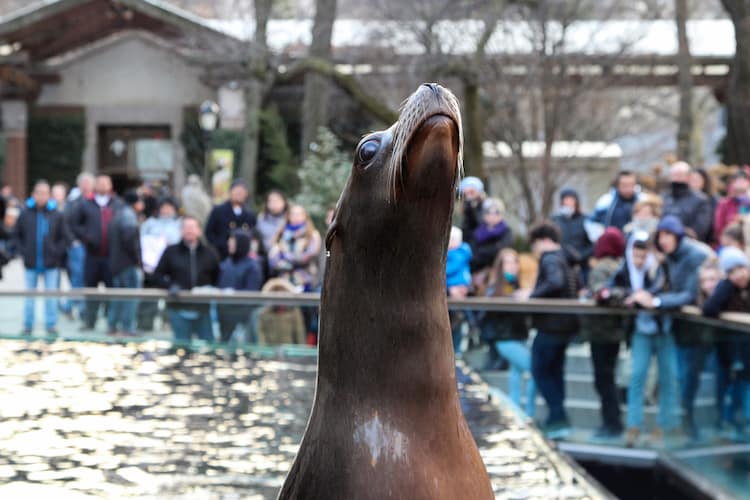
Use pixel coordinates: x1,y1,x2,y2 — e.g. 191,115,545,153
496,340,536,417
169,310,213,343
677,344,712,424
627,331,679,430
107,266,142,333
67,243,86,314
531,331,570,424
24,268,60,331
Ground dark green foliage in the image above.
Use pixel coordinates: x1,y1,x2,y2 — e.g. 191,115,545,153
26,113,85,191
259,105,299,195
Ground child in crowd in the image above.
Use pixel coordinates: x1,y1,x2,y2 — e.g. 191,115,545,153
615,232,677,447
256,278,306,346
479,248,535,416
217,230,263,342
446,226,472,354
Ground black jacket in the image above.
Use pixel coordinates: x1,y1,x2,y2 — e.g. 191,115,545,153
205,201,257,259
13,203,68,269
71,195,124,256
530,249,579,334
662,183,712,243
154,240,220,311
552,212,593,267
108,205,141,276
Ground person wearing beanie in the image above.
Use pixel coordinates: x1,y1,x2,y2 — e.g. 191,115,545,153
661,162,713,243
459,176,486,247
583,226,627,439
107,188,143,335
553,188,593,286
630,213,713,439
704,247,750,435
469,197,513,273
205,178,257,259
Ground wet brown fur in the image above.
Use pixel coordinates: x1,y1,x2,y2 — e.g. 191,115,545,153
278,84,493,500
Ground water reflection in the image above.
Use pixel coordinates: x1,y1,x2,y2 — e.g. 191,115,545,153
0,340,601,499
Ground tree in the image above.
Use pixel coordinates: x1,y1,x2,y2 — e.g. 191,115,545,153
720,0,750,164
295,127,351,229
675,0,694,163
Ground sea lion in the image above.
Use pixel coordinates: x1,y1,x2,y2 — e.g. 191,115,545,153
278,83,493,500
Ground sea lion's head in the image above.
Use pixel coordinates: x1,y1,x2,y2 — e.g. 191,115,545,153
326,83,462,258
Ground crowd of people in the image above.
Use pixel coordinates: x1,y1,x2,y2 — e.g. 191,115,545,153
2,160,750,445
2,173,322,346
449,163,750,444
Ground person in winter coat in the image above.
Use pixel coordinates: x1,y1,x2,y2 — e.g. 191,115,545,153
627,215,712,439
256,278,307,346
446,226,472,354
268,203,322,291
714,169,750,246
106,190,143,335
63,172,94,319
526,221,579,439
71,174,123,330
590,170,641,231
14,180,68,335
154,216,220,342
256,190,288,253
180,174,212,227
217,230,263,342
469,197,513,274
552,188,594,286
703,248,750,435
615,232,677,447
584,227,627,439
479,248,536,416
661,162,713,243
459,176,486,247
205,179,257,260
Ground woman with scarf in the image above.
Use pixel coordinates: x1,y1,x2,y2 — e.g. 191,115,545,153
268,204,322,291
469,198,513,279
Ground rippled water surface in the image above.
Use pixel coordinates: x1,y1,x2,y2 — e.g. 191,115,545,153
0,340,603,499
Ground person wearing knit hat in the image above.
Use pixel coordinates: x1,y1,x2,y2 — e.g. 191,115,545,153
585,225,627,438
459,176,486,247
719,246,750,275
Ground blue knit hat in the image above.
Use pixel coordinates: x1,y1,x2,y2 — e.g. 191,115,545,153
459,176,484,194
719,247,750,274
656,215,685,238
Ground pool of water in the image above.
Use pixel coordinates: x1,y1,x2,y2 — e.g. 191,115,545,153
0,340,604,499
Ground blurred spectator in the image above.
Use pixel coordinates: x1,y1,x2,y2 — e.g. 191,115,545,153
3,206,19,234
585,227,626,439
139,181,159,220
268,203,321,291
591,170,640,231
205,179,257,260
446,226,472,354
623,193,662,237
469,198,513,275
72,174,123,330
714,169,750,245
720,223,746,252
51,182,67,210
480,248,535,417
14,180,68,335
256,190,288,252
662,162,713,243
527,221,579,439
1,184,20,208
459,176,486,247
690,168,718,245
256,278,306,346
63,172,94,319
106,190,143,335
138,197,182,332
217,230,263,342
704,248,750,435
553,188,593,287
181,174,212,226
51,182,71,317
629,215,712,439
154,216,220,342
616,232,676,447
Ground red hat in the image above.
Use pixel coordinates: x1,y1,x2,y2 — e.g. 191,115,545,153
595,227,626,259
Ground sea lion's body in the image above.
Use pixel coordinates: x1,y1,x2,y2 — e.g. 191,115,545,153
278,84,493,500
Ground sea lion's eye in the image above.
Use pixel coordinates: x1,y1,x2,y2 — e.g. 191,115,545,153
357,139,380,164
